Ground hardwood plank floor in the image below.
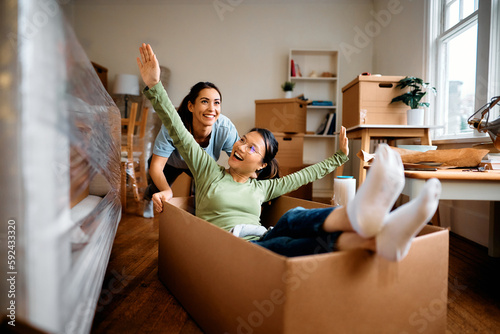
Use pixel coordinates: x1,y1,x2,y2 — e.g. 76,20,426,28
91,200,500,333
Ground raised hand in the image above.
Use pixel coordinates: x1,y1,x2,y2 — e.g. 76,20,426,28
136,43,161,88
339,126,349,156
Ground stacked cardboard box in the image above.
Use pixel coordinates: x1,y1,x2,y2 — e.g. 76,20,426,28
255,98,307,133
255,98,312,200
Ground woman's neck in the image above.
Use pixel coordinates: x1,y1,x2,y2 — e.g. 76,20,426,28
192,122,212,147
227,168,251,184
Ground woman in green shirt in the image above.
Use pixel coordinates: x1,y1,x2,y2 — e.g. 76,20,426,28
137,43,442,261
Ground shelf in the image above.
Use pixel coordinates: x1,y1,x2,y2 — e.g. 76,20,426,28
307,105,337,110
290,76,337,81
304,134,336,138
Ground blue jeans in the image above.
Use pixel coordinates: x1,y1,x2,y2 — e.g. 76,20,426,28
252,207,342,257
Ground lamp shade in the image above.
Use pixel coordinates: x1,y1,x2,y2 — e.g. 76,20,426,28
112,74,140,96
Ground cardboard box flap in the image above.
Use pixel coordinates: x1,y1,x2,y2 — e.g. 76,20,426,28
261,196,331,227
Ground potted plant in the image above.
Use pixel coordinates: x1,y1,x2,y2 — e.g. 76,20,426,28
390,76,436,125
281,81,295,98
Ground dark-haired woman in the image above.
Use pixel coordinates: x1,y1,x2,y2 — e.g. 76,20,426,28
137,43,442,261
143,81,240,217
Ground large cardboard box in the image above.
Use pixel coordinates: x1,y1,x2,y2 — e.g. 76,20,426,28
158,196,449,334
274,133,304,167
255,98,308,133
342,75,408,128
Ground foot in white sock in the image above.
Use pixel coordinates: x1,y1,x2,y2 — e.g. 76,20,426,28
143,199,154,218
376,178,441,262
346,143,405,238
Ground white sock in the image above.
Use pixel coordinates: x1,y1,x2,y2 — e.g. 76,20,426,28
143,199,154,218
376,178,441,262
346,144,405,238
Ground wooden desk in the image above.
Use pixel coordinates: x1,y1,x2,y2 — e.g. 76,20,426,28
402,169,500,257
346,125,433,185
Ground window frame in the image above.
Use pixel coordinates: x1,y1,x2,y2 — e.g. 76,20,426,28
427,0,500,141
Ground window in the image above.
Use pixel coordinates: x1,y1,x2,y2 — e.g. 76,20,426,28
429,0,500,139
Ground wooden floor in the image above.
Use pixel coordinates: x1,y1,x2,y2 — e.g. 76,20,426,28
91,199,500,334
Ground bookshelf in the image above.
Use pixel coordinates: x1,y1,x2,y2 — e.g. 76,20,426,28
288,49,339,198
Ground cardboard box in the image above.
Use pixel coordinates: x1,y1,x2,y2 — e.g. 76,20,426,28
158,196,449,334
255,98,308,133
274,133,304,167
280,165,313,200
342,75,408,128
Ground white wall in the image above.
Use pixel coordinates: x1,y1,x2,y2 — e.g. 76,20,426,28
70,0,376,133
372,0,427,77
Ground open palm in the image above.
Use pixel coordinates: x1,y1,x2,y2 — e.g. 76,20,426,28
136,43,161,88
339,126,349,156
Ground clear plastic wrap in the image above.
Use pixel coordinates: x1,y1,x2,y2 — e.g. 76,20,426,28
1,1,121,333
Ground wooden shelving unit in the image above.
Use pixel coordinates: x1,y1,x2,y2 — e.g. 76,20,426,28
288,49,339,197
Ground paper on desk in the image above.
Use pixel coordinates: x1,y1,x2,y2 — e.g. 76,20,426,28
357,150,375,163
357,147,490,168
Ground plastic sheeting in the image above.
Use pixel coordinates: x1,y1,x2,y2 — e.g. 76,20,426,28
1,1,121,333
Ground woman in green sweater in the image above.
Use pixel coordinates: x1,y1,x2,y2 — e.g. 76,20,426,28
137,43,442,261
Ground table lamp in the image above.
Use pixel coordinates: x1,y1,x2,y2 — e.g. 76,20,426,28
112,74,140,118
468,95,500,150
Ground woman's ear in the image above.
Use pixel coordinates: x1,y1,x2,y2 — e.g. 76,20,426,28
258,162,267,171
188,101,194,113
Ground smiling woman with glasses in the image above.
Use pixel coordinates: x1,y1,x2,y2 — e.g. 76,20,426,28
137,43,442,261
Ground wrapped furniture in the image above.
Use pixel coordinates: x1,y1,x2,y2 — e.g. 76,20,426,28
1,2,121,333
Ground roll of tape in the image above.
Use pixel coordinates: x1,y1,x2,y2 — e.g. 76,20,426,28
332,176,356,207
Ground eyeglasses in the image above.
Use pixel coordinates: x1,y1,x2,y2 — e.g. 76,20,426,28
239,137,263,157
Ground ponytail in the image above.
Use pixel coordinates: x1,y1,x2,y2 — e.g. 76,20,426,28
258,158,280,180
249,127,280,180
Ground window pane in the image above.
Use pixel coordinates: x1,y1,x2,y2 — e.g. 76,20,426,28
443,23,478,135
446,1,460,29
462,0,478,18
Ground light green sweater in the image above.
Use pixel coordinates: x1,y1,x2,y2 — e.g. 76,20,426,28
144,82,348,235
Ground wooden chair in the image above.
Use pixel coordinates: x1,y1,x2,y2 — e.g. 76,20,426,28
120,102,149,209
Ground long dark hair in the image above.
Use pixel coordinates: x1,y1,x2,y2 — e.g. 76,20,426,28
177,82,222,132
249,128,280,180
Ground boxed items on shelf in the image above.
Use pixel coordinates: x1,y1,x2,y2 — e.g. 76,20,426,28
316,112,336,135
273,132,304,166
342,75,408,128
158,196,449,334
255,98,308,133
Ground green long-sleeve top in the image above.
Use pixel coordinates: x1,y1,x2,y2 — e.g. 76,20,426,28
144,82,348,236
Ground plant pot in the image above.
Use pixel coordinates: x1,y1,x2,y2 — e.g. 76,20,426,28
407,108,425,126
284,91,293,98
